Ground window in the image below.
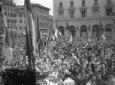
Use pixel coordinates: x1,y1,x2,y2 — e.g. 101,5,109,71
69,1,75,18
105,0,112,16
19,13,22,17
10,13,13,17
7,19,10,23
19,26,22,30
58,2,64,19
4,6,6,10
92,7,99,17
81,10,86,18
94,0,98,5
82,0,85,6
80,0,87,18
59,2,62,7
10,25,13,29
4,12,7,16
105,24,112,38
106,7,112,16
19,19,23,23
14,20,17,24
70,1,73,6
13,14,16,17
80,25,87,38
107,0,111,4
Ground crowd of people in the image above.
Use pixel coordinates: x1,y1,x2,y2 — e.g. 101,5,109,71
35,37,115,85
1,31,115,85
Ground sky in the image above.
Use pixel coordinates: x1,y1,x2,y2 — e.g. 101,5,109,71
13,0,53,15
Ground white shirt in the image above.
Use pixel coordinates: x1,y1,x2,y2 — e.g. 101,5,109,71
63,77,75,85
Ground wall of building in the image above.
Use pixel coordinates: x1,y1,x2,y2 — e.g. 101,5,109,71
53,0,115,40
3,0,17,31
16,6,26,34
31,4,50,49
54,0,115,19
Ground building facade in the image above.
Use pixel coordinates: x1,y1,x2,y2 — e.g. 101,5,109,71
53,0,115,40
16,6,26,34
2,0,17,31
31,4,50,49
32,4,50,38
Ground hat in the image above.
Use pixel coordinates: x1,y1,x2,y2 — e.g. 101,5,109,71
64,69,71,74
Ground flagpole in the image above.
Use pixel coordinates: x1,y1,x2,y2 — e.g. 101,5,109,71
24,1,34,70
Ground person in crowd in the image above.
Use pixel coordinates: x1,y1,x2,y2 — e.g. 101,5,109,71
57,76,63,85
108,74,115,85
86,76,96,85
63,71,75,85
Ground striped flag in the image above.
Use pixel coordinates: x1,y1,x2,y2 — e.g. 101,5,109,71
25,0,36,69
54,27,59,39
52,22,59,39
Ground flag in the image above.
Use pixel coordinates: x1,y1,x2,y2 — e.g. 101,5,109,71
52,22,59,39
36,16,41,56
55,20,61,36
54,28,59,38
56,21,59,37
69,35,73,43
25,0,36,69
51,29,55,41
65,21,73,42
55,21,64,39
101,34,106,40
99,19,105,40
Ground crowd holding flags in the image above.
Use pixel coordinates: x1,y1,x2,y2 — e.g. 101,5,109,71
51,20,74,43
0,0,115,84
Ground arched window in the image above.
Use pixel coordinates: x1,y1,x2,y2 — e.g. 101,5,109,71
80,25,87,38
92,25,99,38
69,25,75,37
59,26,64,35
105,24,112,38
